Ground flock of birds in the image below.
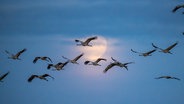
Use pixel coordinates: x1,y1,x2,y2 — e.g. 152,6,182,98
0,3,184,83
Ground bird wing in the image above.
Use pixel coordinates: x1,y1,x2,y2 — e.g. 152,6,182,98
45,57,52,63
131,49,140,54
151,43,162,50
73,53,84,61
59,61,69,69
84,61,91,65
146,49,156,55
95,58,107,63
103,63,116,73
172,5,184,13
84,36,97,44
172,77,181,80
155,76,163,79
75,39,83,43
111,57,117,62
62,56,69,60
33,57,40,63
165,42,178,51
124,62,134,65
28,75,38,82
0,71,10,81
42,74,54,79
5,50,12,56
172,6,181,12
15,48,27,57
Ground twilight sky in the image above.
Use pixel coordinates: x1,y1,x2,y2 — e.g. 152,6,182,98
0,0,184,104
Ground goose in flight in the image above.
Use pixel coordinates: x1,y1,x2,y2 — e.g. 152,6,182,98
5,48,27,60
47,61,68,71
28,74,54,82
33,56,52,64
131,49,156,57
155,76,180,81
84,58,107,66
152,42,178,54
0,71,10,82
62,53,84,64
103,57,134,73
75,36,97,46
172,4,184,13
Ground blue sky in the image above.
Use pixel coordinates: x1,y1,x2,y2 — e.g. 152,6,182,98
0,0,184,104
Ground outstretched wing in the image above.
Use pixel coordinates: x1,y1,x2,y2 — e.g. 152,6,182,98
73,53,84,61
111,57,118,62
46,57,52,63
28,75,38,82
131,49,140,54
172,77,181,81
172,5,184,13
33,57,40,63
16,48,27,57
95,58,107,63
75,39,83,43
146,49,156,55
165,42,178,51
59,61,69,70
5,50,12,56
84,36,97,44
42,74,54,79
172,6,181,12
103,63,116,73
124,62,134,65
0,71,10,81
155,76,164,79
151,43,162,50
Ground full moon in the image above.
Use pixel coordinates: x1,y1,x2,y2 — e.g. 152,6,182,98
77,36,107,61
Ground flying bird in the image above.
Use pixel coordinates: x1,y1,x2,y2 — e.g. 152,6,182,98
84,58,107,66
28,74,54,82
5,48,27,60
62,53,84,64
47,61,69,71
131,49,156,57
103,57,134,73
172,4,184,13
75,36,97,46
152,42,178,54
155,76,180,81
33,56,52,64
0,71,10,82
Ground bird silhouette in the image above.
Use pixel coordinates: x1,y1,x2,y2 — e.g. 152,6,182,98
5,48,27,60
103,57,134,73
33,56,52,64
62,53,84,64
131,49,156,57
172,4,184,13
75,36,97,46
152,42,178,54
84,58,107,66
155,76,180,81
0,71,10,82
28,74,54,82
47,61,69,71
